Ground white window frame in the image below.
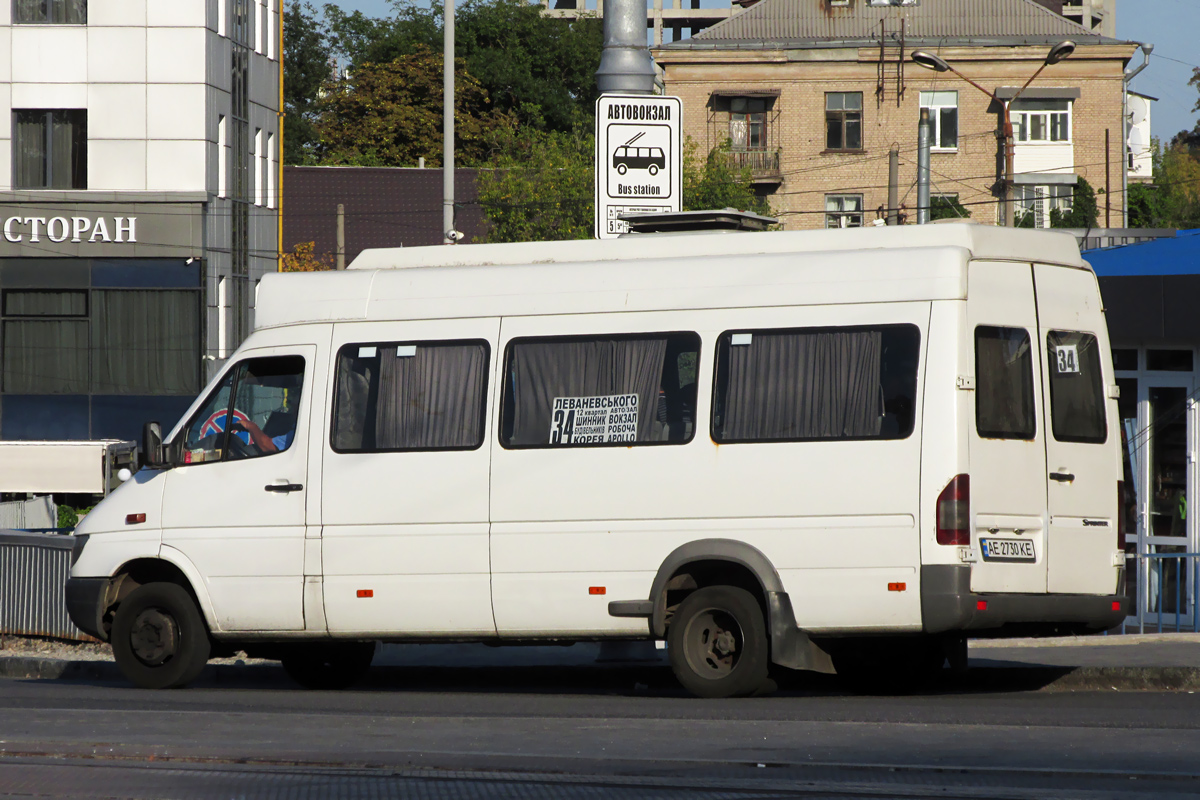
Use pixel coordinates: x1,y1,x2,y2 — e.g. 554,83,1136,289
217,115,227,199
1012,99,1072,144
919,90,958,151
266,0,276,60
1016,184,1073,228
266,132,276,209
825,194,863,228
253,128,263,206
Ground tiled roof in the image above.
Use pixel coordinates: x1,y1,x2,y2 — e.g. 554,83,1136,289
282,166,486,262
665,0,1123,49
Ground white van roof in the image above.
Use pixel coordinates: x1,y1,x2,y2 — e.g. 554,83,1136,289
255,224,1087,330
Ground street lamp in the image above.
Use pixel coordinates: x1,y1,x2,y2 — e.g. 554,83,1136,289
911,41,1075,226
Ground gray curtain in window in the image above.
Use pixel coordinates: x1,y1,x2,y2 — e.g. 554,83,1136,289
374,344,486,449
508,338,667,445
331,358,375,451
13,112,46,189
49,110,82,189
2,319,88,393
91,290,200,395
975,329,1035,438
4,291,85,316
14,0,85,23
721,330,883,441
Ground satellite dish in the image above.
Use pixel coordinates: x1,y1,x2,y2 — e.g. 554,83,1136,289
1128,95,1148,126
1128,127,1147,151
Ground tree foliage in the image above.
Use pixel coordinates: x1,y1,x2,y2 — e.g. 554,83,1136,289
282,241,336,271
314,46,510,167
476,131,771,243
283,2,334,164
681,138,771,216
476,124,595,242
929,195,970,221
321,0,601,135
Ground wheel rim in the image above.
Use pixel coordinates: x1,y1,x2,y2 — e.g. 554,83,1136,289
129,607,179,667
682,607,743,679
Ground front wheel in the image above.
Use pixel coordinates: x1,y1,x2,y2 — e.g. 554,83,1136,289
281,642,376,690
111,582,211,689
668,586,769,698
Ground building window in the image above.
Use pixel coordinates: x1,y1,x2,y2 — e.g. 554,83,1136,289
13,110,86,190
218,115,227,199
729,97,767,150
1013,99,1071,143
825,194,863,228
13,0,85,23
825,92,862,151
266,132,276,209
1016,184,1072,228
919,91,958,150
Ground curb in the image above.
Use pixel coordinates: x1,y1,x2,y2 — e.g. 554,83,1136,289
4,655,1200,692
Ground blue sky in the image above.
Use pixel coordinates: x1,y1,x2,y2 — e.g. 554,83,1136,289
330,0,1199,141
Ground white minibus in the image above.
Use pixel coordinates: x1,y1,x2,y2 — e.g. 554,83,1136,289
66,223,1128,697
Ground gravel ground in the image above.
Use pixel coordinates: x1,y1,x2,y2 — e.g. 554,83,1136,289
0,635,273,666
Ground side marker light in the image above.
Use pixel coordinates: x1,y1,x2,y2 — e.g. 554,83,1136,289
125,513,146,525
589,586,606,595
357,589,373,598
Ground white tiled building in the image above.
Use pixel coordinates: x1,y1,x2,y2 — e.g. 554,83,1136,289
0,0,280,441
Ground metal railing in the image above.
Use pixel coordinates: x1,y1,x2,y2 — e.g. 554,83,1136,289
0,530,92,641
721,148,782,180
1121,551,1200,634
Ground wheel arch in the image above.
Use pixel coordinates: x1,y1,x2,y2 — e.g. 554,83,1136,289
649,539,784,639
105,548,217,636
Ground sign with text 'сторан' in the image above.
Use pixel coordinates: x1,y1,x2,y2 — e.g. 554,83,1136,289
594,94,681,240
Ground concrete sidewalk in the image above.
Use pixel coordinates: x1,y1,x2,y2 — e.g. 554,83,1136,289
1,633,1198,691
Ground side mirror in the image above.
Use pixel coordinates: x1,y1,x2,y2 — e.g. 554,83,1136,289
142,421,164,468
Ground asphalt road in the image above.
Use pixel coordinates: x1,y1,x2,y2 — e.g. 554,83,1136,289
2,668,1200,799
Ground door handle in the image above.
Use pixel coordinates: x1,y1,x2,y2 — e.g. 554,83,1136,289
1049,472,1075,483
264,483,303,493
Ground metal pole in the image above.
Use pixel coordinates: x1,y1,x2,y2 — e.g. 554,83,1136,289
336,203,345,270
443,0,455,244
595,0,656,95
887,147,899,225
1003,103,1016,227
1105,128,1112,227
916,109,931,225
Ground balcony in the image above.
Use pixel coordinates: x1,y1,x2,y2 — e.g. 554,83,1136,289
723,148,782,184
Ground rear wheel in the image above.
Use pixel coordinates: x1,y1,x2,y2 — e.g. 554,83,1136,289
281,642,376,690
668,586,769,698
111,582,211,690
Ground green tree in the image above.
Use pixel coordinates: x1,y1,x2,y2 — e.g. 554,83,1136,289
314,46,510,167
323,0,440,68
1050,176,1098,228
476,123,594,242
476,132,771,243
930,195,970,221
681,138,771,215
283,1,334,164
322,0,601,135
457,0,602,133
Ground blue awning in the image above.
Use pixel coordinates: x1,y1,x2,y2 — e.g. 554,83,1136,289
1084,229,1200,277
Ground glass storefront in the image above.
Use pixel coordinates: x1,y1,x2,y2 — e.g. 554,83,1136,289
1116,347,1199,629
0,258,202,441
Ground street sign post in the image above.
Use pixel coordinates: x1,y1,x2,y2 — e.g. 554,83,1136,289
594,94,682,240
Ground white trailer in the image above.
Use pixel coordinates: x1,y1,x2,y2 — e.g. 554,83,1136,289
0,440,137,496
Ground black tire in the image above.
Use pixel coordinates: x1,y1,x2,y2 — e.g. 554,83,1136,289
281,642,376,690
111,582,211,690
668,586,769,698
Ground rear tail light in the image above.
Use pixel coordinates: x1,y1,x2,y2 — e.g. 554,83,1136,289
936,474,970,546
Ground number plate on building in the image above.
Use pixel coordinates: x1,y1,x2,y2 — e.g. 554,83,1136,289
979,538,1036,562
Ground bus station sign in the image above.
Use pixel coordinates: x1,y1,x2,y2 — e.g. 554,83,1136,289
594,94,682,240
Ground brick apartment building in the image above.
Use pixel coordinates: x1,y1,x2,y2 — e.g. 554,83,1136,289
653,0,1139,230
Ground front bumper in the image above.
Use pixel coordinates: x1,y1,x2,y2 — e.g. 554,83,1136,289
65,577,110,642
922,565,1129,636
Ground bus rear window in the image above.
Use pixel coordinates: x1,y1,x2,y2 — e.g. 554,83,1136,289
1047,331,1107,444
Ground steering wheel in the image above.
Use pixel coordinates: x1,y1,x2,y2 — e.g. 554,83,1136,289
226,426,259,459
